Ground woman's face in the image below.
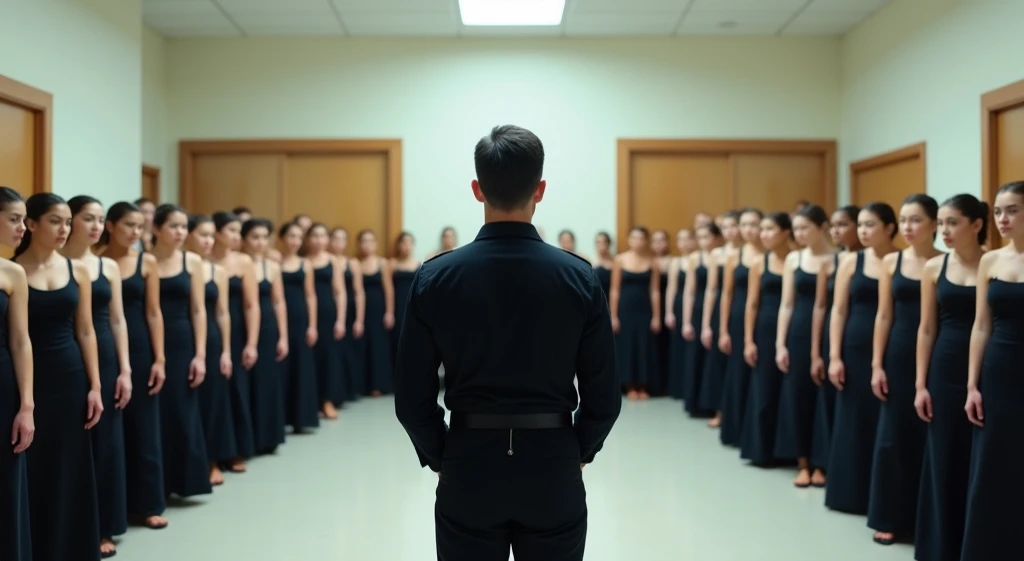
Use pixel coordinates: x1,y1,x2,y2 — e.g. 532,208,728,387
216,220,242,251
759,218,788,250
696,227,717,251
139,201,155,231
0,201,27,248
676,230,695,254
281,224,304,254
594,235,610,254
899,203,936,246
189,221,216,256
739,212,761,244
791,215,822,248
857,209,891,248
441,228,457,249
693,213,712,230
720,217,740,244
156,211,189,249
559,233,574,251
107,210,145,249
296,216,312,233
627,229,648,252
830,210,857,247
359,232,378,256
243,225,270,255
329,230,348,254
397,234,414,257
71,202,105,246
937,206,978,249
28,203,72,250
307,226,328,253
651,231,669,255
993,192,1023,239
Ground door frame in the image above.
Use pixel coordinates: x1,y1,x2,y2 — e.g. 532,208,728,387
178,139,403,248
142,164,160,201
616,139,837,252
848,141,927,205
981,78,1024,249
0,73,53,194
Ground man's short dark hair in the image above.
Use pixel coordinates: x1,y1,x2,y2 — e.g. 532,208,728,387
474,125,544,212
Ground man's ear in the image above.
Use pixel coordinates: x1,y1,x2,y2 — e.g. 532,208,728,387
471,179,486,204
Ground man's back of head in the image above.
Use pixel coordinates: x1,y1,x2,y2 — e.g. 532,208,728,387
473,125,545,213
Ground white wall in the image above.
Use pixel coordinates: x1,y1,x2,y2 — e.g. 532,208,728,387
840,0,1024,205
0,0,142,205
142,24,169,200
163,37,841,257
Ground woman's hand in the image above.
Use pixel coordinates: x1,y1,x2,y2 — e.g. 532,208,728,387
11,406,34,453
85,390,104,429
306,326,318,348
189,356,206,389
965,388,984,427
775,346,790,373
683,324,695,341
148,360,166,395
220,352,232,378
276,338,289,362
744,342,758,368
871,366,889,401
718,333,732,355
914,388,933,422
664,312,676,330
701,327,712,350
114,374,133,409
828,358,846,391
810,356,825,386
242,345,258,370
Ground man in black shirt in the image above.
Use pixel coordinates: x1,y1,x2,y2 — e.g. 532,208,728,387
394,125,621,561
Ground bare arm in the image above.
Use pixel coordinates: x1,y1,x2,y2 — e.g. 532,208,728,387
186,252,207,359
828,254,857,361
775,251,799,350
303,260,317,333
382,258,395,316
664,257,679,322
350,258,365,325
871,253,899,370
681,255,696,328
105,259,132,376
719,252,738,335
8,267,33,411
648,263,661,320
143,254,166,366
332,256,348,329
810,259,832,363
215,266,231,361
241,256,261,349
915,257,942,391
744,258,763,347
701,250,721,332
967,253,996,391
72,261,101,392
609,257,623,323
270,261,288,344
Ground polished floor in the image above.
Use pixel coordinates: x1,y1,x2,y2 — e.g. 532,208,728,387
115,396,915,561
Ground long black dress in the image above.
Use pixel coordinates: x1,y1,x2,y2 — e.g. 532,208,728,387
90,261,128,540
227,274,255,459
281,263,319,431
0,289,31,561
825,251,881,514
595,265,612,301
361,268,394,395
960,279,1024,561
25,258,100,561
683,255,709,415
312,262,342,406
159,253,212,498
774,253,819,461
616,268,656,392
121,253,166,518
653,268,669,396
810,254,839,471
339,259,363,402
198,263,236,464
249,261,285,453
740,254,784,465
868,252,927,537
699,263,727,411
915,255,975,561
667,266,687,400
720,250,751,445
392,268,416,359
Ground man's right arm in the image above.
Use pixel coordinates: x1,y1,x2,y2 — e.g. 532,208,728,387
574,269,621,464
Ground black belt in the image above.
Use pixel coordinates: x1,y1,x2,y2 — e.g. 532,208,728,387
449,412,573,430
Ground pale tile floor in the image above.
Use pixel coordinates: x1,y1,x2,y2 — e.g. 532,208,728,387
114,396,915,561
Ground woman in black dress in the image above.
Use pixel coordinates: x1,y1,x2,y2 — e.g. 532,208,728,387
304,224,347,416
356,230,395,396
681,223,721,414
14,192,103,561
739,212,791,465
610,226,661,400
961,181,1024,561
187,214,236,485
151,204,211,500
775,204,833,487
651,229,671,396
277,222,319,433
809,205,862,485
329,226,364,402
100,201,168,529
0,187,32,561
826,202,897,514
390,232,420,357
592,232,614,300
664,228,696,400
867,194,940,544
209,211,258,473
913,194,986,561
699,212,741,425
65,196,134,558
240,218,289,453
718,209,763,445
558,229,591,262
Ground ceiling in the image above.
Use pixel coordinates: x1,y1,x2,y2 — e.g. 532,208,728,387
142,0,892,39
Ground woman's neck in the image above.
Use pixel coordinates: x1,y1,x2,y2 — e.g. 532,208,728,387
211,244,230,260
771,245,789,259
867,242,896,258
807,239,831,255
150,243,177,260
745,240,765,253
954,243,985,264
245,251,263,264
61,237,93,260
103,241,130,258
24,245,57,263
1009,238,1024,253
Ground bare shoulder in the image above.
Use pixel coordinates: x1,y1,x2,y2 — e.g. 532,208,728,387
883,251,900,266
100,256,120,277
785,249,800,268
184,250,204,268
236,252,254,266
924,254,945,279
141,252,158,267
71,258,90,280
213,262,227,281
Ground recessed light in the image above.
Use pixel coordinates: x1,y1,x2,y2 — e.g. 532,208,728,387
719,21,737,28
459,0,567,26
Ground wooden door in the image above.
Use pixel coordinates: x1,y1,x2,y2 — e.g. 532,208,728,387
284,153,389,256
0,101,36,198
142,165,160,202
629,153,731,246
850,143,926,249
192,154,284,226
732,154,826,214
982,79,1024,248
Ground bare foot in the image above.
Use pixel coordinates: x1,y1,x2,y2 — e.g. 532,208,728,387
229,459,247,473
638,390,650,400
873,531,895,545
626,390,638,400
143,515,168,529
793,468,812,488
100,538,116,558
210,465,224,486
371,390,382,397
811,469,826,487
322,402,338,420
707,414,722,428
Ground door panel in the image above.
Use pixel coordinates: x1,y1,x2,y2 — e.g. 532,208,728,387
142,166,160,202
630,153,731,242
732,154,825,214
852,152,925,250
996,103,1024,187
192,154,283,226
0,101,36,197
284,153,388,255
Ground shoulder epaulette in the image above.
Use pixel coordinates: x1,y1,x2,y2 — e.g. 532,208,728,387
424,249,455,264
558,248,591,266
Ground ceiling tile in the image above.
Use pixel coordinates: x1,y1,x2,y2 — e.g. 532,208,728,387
690,0,805,10
344,12,458,36
215,0,328,10
803,0,889,12
228,9,336,26
782,19,859,35
676,20,782,35
333,0,452,13
142,12,231,28
564,12,680,34
143,0,222,16
682,9,794,26
571,0,687,12
242,23,347,36
457,25,564,37
146,20,242,37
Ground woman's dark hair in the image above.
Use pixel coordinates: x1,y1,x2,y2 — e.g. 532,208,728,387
14,193,67,259
393,231,414,256
98,201,142,247
629,226,650,239
151,203,186,246
278,221,302,239
765,211,793,232
188,213,212,233
997,180,1024,197
559,229,575,242
67,195,102,237
292,213,310,223
941,194,989,246
903,194,939,221
133,197,154,207
795,203,829,228
697,222,722,238
300,222,328,257
212,211,239,232
330,226,347,237
834,204,861,223
722,210,741,222
739,207,764,220
231,206,251,216
0,187,24,211
241,218,271,239
595,231,611,245
862,201,898,240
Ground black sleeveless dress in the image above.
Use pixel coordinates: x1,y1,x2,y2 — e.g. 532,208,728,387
391,267,417,361
667,266,687,400
960,278,1024,561
90,260,128,539
227,274,255,459
616,268,656,391
0,288,31,561
774,253,819,460
159,253,212,498
339,259,363,402
313,262,342,406
25,258,100,561
915,255,976,561
361,268,394,395
198,263,236,464
595,266,611,302
740,254,784,465
250,261,285,453
653,268,669,396
825,251,881,514
121,253,166,517
868,252,928,536
810,254,839,471
720,251,752,446
281,263,319,431
699,262,727,411
683,256,709,415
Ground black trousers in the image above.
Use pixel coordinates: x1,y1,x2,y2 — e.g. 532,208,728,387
435,427,587,561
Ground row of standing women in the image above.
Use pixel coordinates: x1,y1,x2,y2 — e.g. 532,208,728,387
0,191,443,561
588,181,1024,561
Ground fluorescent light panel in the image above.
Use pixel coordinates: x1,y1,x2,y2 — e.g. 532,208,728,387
458,0,566,26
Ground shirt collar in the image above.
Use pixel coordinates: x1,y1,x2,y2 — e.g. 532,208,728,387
474,221,543,242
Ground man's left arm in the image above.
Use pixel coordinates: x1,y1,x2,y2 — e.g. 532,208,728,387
394,269,447,472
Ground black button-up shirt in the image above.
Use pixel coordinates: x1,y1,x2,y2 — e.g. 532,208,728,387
393,221,621,472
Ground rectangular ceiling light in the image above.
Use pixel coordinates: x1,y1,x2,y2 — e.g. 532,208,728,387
459,0,566,26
